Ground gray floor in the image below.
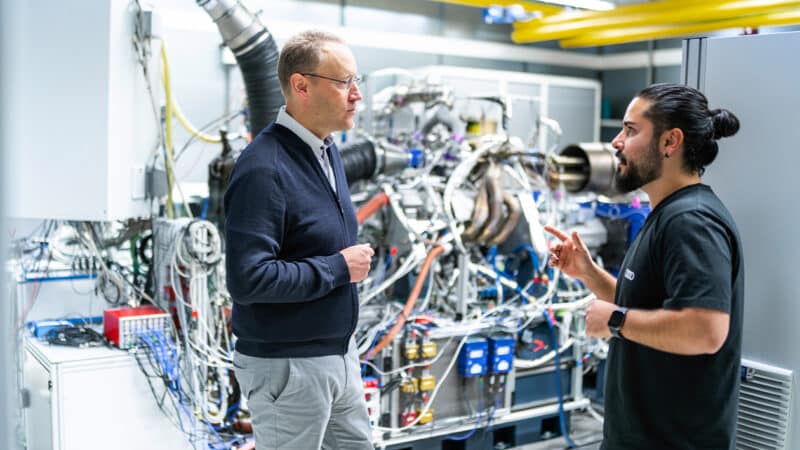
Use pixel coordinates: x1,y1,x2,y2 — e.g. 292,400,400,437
510,410,603,450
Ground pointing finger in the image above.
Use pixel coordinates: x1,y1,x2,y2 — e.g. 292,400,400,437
544,225,569,242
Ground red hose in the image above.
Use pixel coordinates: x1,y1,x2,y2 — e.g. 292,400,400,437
366,245,445,359
356,192,390,225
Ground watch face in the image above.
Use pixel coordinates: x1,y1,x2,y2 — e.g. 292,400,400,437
609,309,625,328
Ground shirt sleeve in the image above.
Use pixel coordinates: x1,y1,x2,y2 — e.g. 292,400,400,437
661,211,733,313
224,164,351,305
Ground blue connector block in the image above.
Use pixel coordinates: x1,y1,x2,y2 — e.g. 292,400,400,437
28,320,72,338
28,316,104,338
458,338,488,377
488,334,516,374
408,148,425,168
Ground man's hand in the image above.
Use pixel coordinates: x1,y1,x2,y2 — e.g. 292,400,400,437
340,244,374,283
585,299,615,338
544,225,595,281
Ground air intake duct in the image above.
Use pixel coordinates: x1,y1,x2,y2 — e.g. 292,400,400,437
197,0,283,137
340,140,377,184
340,139,425,184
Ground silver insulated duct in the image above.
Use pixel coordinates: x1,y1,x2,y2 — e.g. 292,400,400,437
197,0,284,136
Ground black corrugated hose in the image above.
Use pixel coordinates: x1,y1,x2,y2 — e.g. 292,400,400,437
340,139,377,185
233,33,284,137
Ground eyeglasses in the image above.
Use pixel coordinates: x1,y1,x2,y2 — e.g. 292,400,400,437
301,73,362,91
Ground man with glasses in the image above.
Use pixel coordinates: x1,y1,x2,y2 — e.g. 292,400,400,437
225,30,374,449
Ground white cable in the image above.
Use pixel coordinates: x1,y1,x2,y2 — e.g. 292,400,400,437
360,244,426,305
360,337,456,376
587,404,605,424
513,339,574,369
156,219,231,426
416,264,436,312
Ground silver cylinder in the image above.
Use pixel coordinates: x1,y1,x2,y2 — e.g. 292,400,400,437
377,141,410,176
197,0,268,54
551,143,619,196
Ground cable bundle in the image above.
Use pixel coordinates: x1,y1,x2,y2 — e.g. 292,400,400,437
133,330,245,449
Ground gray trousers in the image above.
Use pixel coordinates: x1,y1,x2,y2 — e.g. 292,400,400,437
233,339,373,450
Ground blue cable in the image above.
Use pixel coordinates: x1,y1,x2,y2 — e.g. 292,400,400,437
446,384,483,441
200,198,209,219
512,243,541,274
225,401,240,419
373,253,393,285
140,331,244,449
159,331,184,400
487,246,514,279
543,310,577,449
446,378,483,441
165,336,223,446
137,332,190,436
214,401,241,430
140,331,215,445
149,332,189,426
446,413,480,441
176,399,224,446
152,331,180,396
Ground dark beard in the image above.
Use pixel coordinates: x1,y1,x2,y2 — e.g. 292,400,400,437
614,137,663,193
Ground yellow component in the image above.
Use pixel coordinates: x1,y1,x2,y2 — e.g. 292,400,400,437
405,343,420,360
160,43,176,219
514,0,705,28
421,341,437,358
511,0,800,43
401,378,419,394
560,8,800,47
173,101,223,144
160,44,225,145
160,43,194,218
429,0,563,16
418,408,434,425
465,120,482,135
420,375,436,391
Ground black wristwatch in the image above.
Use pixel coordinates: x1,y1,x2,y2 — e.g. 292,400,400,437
608,307,629,339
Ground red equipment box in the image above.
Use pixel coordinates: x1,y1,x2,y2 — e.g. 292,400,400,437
103,305,171,349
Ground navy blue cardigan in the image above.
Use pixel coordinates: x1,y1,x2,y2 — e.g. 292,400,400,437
224,123,359,357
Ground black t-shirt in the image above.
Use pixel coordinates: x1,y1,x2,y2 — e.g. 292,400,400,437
601,184,744,450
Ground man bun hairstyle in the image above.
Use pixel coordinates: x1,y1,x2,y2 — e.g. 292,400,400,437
710,108,740,139
278,30,345,97
637,83,740,176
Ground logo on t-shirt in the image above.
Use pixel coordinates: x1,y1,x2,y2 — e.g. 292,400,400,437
624,269,635,281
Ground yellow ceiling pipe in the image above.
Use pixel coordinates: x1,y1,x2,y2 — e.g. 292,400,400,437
514,0,704,28
559,8,800,47
429,0,563,16
513,0,794,41
513,0,727,40
512,0,800,43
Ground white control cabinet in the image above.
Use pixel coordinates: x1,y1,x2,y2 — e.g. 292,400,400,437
24,338,192,450
5,0,159,220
